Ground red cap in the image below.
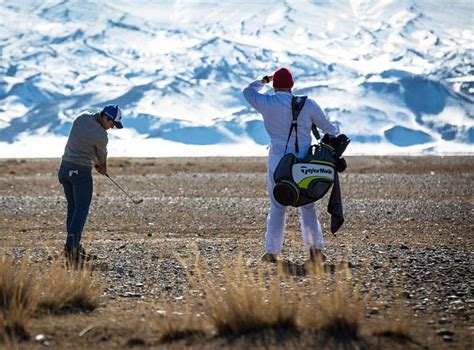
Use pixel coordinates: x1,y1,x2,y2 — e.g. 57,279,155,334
272,67,294,89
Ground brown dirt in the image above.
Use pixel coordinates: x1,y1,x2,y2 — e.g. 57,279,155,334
0,156,473,349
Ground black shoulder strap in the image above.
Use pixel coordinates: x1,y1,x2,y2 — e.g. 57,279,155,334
284,96,307,154
311,123,321,140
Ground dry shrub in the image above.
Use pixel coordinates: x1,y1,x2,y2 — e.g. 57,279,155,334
157,312,207,343
164,250,413,347
185,254,298,337
372,322,413,343
299,266,365,342
1,253,103,341
36,260,102,314
189,254,369,342
371,295,413,344
0,257,36,342
369,268,414,344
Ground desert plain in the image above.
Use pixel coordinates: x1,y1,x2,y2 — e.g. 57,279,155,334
0,156,472,349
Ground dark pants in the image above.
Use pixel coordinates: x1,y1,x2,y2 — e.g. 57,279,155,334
58,166,93,250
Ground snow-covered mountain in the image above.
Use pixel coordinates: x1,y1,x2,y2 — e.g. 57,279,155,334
0,0,473,157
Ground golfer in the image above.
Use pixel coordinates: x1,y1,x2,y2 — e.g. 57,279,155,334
58,105,123,261
243,68,340,263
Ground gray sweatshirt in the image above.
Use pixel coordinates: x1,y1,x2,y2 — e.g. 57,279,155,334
61,112,108,170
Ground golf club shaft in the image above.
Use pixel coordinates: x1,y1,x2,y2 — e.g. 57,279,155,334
105,174,138,203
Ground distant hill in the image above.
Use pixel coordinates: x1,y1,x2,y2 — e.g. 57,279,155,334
0,0,472,156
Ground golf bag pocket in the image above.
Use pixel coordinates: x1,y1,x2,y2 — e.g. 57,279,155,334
273,144,336,207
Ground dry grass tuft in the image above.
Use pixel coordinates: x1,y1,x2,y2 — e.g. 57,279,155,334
159,320,207,343
372,312,413,343
309,273,364,342
161,251,414,347
319,314,359,342
36,260,102,314
189,254,375,342
199,256,298,337
371,274,415,344
0,257,36,342
178,252,299,338
153,302,207,343
0,256,102,342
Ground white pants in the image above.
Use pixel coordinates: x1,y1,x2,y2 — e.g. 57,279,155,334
265,150,324,254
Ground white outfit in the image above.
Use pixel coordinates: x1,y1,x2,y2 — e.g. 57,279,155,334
243,80,339,254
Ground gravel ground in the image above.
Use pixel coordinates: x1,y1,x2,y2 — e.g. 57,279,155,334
0,156,472,349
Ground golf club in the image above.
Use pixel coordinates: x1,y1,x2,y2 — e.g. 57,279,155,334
105,174,143,204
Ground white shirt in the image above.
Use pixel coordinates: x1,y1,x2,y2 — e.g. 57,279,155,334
243,80,339,155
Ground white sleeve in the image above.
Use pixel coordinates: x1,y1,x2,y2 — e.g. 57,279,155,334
242,80,268,112
309,99,339,136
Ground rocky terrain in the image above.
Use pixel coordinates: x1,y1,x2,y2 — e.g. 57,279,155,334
0,156,472,349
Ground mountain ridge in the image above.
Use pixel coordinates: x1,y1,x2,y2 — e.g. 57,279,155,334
0,0,472,156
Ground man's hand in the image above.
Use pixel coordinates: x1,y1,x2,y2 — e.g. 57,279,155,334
261,75,273,84
94,164,107,175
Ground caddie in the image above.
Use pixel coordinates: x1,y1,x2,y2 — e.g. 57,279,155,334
243,68,340,263
58,105,123,263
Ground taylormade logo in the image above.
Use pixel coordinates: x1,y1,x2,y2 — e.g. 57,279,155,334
292,163,335,185
300,166,332,175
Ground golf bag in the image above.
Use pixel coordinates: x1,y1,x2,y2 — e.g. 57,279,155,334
273,96,350,207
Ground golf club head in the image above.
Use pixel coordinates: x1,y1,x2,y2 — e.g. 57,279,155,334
105,174,143,205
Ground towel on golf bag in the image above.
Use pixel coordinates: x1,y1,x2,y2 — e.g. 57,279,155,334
273,133,350,234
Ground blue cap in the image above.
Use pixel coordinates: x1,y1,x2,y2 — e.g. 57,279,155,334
102,105,123,129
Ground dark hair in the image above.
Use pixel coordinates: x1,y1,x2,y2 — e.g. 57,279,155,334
100,111,113,121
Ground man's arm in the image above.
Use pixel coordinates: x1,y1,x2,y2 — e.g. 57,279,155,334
242,75,273,111
94,137,108,175
309,100,340,136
